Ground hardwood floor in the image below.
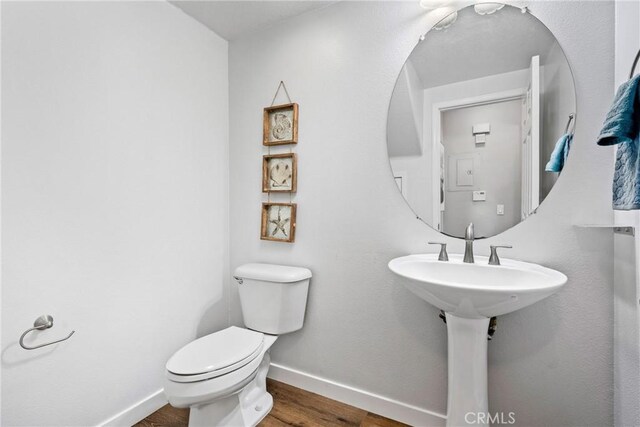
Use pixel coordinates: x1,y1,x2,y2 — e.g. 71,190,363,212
135,379,408,427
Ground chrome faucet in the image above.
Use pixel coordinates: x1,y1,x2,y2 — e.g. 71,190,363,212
463,223,475,263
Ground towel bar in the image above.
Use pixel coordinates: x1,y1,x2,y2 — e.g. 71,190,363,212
19,315,75,350
564,113,575,134
630,48,640,79
574,224,636,236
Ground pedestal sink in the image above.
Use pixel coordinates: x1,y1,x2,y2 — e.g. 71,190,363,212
388,253,567,427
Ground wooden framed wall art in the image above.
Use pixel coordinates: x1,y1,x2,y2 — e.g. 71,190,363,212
261,203,297,242
263,103,298,146
263,153,297,193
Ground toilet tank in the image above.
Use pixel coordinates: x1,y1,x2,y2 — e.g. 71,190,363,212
234,263,312,335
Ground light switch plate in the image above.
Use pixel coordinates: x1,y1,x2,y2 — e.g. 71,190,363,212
497,204,505,215
473,190,486,201
472,123,491,134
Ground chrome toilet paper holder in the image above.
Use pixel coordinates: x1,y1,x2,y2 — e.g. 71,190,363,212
19,314,75,350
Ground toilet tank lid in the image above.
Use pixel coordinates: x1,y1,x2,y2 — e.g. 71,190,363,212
234,263,312,283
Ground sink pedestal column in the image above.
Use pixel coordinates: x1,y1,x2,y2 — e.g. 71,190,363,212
445,313,490,427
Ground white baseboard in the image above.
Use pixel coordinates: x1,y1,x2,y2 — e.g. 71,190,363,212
96,367,446,427
98,388,167,427
268,363,446,427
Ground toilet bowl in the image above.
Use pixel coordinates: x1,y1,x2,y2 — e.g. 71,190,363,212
163,263,311,427
164,326,277,426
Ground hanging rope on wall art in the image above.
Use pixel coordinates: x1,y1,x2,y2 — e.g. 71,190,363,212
288,151,293,205
266,81,290,204
263,82,298,147
269,81,295,204
267,143,271,203
270,80,292,106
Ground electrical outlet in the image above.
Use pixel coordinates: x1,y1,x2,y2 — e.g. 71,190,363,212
497,204,505,215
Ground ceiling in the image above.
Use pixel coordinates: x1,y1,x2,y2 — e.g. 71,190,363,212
170,1,338,41
408,5,560,88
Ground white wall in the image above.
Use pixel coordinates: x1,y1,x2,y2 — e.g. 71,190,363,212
229,1,615,426
1,2,229,425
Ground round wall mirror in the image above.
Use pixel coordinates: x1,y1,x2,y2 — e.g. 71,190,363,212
387,3,576,239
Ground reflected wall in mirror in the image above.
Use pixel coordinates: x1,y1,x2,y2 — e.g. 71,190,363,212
387,3,576,239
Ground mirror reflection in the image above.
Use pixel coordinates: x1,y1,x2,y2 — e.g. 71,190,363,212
387,4,576,238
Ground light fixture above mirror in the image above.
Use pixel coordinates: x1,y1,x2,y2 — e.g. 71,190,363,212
473,2,505,15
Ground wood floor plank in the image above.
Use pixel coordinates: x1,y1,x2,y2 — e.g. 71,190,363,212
136,379,403,427
359,413,410,427
255,414,290,427
134,404,189,427
262,379,368,427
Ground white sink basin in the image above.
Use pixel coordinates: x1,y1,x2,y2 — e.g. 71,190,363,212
388,253,567,319
389,252,567,426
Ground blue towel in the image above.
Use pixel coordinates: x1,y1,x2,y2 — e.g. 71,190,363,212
597,75,640,210
545,133,573,172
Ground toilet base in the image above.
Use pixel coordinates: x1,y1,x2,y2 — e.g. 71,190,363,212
188,353,273,427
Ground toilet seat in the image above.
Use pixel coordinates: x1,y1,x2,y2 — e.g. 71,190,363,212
164,333,278,411
166,326,264,383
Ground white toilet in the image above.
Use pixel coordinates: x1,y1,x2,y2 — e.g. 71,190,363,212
163,263,312,427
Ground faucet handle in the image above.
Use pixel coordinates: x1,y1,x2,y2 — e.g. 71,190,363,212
428,242,449,261
489,245,512,266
